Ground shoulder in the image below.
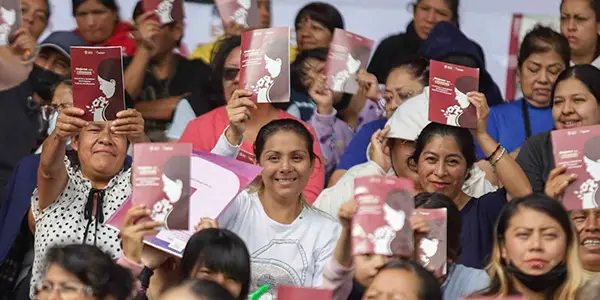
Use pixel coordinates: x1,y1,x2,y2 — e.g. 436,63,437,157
304,207,340,231
177,55,212,77
521,131,552,153
490,99,521,116
451,264,490,289
361,119,387,132
377,32,408,47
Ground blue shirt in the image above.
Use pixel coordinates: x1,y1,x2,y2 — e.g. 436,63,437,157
476,98,554,160
336,119,387,170
459,189,507,269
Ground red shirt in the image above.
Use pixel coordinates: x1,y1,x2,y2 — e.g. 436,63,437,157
179,106,325,204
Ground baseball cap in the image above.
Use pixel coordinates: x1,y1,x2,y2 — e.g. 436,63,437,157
38,31,87,59
386,88,431,142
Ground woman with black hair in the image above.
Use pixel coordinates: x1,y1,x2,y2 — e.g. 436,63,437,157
35,244,134,300
364,260,442,300
294,2,344,52
72,0,137,56
367,0,485,83
560,0,600,67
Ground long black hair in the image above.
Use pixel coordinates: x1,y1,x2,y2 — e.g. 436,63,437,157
373,260,442,300
205,35,242,108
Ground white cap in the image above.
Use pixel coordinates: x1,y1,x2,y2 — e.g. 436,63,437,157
386,88,431,141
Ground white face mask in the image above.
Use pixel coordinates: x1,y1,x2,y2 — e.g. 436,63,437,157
47,111,71,149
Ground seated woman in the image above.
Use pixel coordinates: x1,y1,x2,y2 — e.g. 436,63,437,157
198,117,341,298
29,106,147,298
177,36,326,203
329,57,430,186
72,0,137,56
117,206,251,300
521,65,600,280
471,194,584,299
475,26,570,162
324,192,489,299
34,244,134,300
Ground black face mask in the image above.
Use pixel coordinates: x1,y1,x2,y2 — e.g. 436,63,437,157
506,263,567,293
29,65,64,102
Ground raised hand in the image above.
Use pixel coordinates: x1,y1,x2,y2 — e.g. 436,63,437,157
10,28,37,60
194,217,219,232
112,109,148,144
370,126,392,173
120,204,165,268
308,74,334,115
356,69,381,101
134,11,159,52
338,199,358,230
54,107,89,141
225,89,256,145
545,165,577,200
467,91,490,139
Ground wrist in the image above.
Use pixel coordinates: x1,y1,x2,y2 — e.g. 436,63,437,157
316,104,333,115
225,126,243,146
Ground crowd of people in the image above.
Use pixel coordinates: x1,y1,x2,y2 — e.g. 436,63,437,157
3,0,600,299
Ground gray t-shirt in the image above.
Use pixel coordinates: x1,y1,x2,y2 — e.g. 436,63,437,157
515,132,554,193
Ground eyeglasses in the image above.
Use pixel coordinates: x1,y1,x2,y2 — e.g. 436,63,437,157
223,67,240,81
40,103,73,121
34,281,94,300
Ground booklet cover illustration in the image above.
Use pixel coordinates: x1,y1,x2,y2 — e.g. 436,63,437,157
551,125,600,210
215,0,260,28
133,143,192,230
143,0,184,25
108,149,262,257
428,60,480,129
325,28,374,94
240,27,290,103
276,285,333,300
71,46,125,122
416,208,447,277
0,0,20,46
352,176,415,257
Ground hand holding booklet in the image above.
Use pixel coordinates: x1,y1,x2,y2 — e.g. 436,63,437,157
0,0,21,46
143,0,184,25
107,148,262,257
214,0,260,28
415,208,447,277
325,28,374,94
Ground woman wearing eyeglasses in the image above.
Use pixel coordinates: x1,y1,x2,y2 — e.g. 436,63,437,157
172,36,326,203
35,244,134,300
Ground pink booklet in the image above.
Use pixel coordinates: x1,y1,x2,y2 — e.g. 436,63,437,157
276,285,332,300
415,208,447,277
214,0,260,28
325,28,374,94
143,0,184,25
352,176,415,257
0,0,20,46
132,143,192,230
71,46,125,122
240,27,290,103
551,125,600,210
107,149,263,257
428,60,480,129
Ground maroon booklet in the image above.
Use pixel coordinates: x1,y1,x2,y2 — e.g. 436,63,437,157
416,208,447,277
325,28,374,94
352,176,415,257
428,60,480,129
143,0,184,25
551,125,600,210
132,143,192,230
240,27,290,103
71,46,125,122
214,0,260,28
0,0,21,46
276,286,332,300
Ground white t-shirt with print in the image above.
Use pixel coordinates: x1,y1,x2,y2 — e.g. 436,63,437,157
218,190,341,299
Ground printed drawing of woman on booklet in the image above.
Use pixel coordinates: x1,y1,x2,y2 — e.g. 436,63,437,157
576,136,600,209
151,155,191,229
90,57,124,122
443,75,478,127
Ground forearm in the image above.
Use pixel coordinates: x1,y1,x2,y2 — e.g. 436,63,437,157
334,228,353,267
39,133,68,179
124,48,151,99
476,133,532,197
134,97,179,120
309,110,350,173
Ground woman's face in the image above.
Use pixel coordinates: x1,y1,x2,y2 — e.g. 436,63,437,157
97,75,116,98
192,267,242,298
501,207,568,275
384,67,425,118
552,77,600,130
74,0,118,45
21,0,49,40
162,174,183,203
223,47,242,102
560,0,600,57
363,268,421,300
519,51,566,107
299,57,326,90
72,122,128,183
37,264,94,300
417,135,468,200
412,0,454,40
295,17,333,51
390,139,418,182
571,208,600,271
257,0,271,28
258,130,314,201
354,254,390,287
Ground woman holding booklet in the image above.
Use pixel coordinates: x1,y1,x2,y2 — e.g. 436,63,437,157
28,105,147,298
516,64,600,280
